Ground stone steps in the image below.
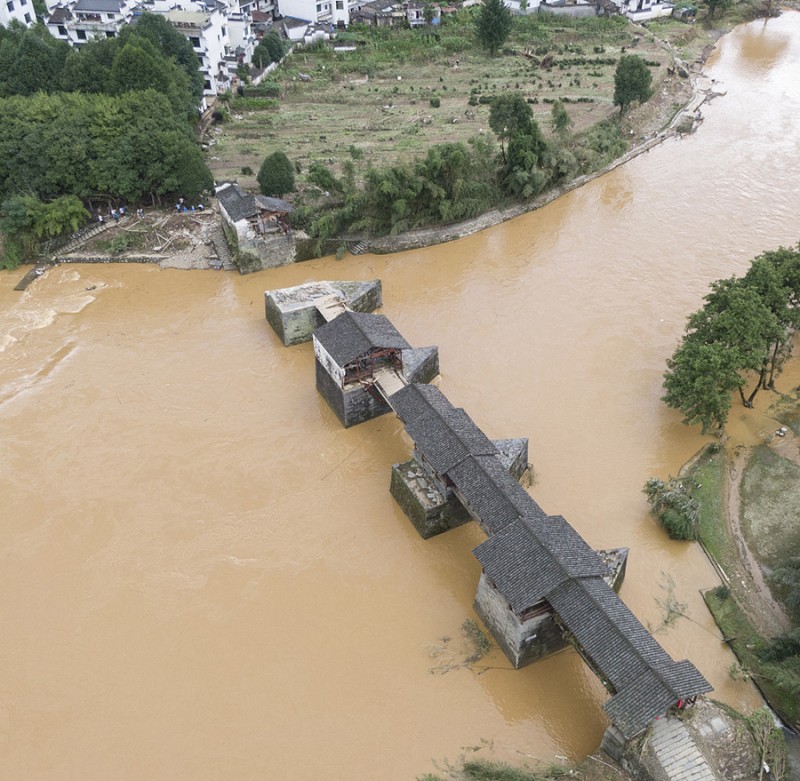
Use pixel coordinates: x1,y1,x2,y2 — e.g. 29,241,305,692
349,240,369,255
649,717,718,781
210,225,237,271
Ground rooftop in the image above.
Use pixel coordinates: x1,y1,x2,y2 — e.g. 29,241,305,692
216,182,293,223
547,576,713,738
74,0,123,11
473,513,607,612
314,311,410,367
391,384,498,476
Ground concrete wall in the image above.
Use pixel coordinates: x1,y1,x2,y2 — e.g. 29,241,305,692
235,231,296,273
402,346,440,386
266,297,326,346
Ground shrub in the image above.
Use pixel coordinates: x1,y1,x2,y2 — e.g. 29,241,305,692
643,477,699,540
429,96,440,108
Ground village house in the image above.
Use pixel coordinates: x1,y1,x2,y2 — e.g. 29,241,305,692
389,383,529,538
44,0,257,97
473,511,628,667
312,311,439,428
45,0,134,46
216,181,297,271
0,0,35,26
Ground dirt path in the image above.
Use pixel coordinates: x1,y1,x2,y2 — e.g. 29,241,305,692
723,444,792,638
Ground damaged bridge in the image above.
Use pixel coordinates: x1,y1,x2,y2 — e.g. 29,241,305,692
265,279,712,748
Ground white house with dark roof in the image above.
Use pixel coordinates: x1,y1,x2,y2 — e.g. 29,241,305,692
46,0,133,45
1,0,36,27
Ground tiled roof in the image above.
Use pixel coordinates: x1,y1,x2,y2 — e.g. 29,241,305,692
314,311,410,367
546,577,712,738
473,514,607,612
217,182,258,222
48,5,73,22
74,0,121,11
391,384,497,475
217,183,293,223
448,454,542,534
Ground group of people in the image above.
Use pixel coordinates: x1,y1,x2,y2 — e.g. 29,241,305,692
97,206,145,224
175,197,204,213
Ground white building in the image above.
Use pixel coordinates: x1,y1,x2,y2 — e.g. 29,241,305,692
277,0,351,29
163,8,231,94
45,0,258,97
612,0,673,20
0,0,36,27
46,0,134,45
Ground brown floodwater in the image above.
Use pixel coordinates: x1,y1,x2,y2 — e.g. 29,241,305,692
2,14,800,779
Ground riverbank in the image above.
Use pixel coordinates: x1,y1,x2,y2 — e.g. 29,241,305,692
352,33,721,256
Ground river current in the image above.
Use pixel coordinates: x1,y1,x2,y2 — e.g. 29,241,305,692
2,14,800,780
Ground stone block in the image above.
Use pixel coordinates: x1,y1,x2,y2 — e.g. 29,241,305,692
265,279,382,346
389,459,470,538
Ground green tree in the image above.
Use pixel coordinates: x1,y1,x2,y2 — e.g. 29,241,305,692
705,0,731,19
33,195,91,238
0,194,40,268
770,557,800,619
122,12,204,102
662,337,743,433
61,38,118,93
252,31,285,69
686,278,783,408
2,28,70,96
474,0,512,58
258,150,295,197
551,100,571,138
643,477,699,540
307,161,342,194
613,54,652,115
488,93,533,162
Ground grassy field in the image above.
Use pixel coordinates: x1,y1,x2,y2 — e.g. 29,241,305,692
741,445,800,569
206,13,673,191
685,432,800,728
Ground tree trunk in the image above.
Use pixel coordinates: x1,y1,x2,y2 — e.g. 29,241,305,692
766,340,781,389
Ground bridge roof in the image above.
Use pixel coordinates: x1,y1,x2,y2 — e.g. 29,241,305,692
391,384,497,474
447,454,543,534
473,514,607,611
546,576,713,739
314,311,410,366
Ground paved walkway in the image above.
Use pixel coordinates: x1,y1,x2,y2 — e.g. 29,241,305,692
649,717,718,781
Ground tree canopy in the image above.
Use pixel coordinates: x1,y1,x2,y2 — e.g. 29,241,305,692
258,151,295,198
252,31,285,70
613,54,652,114
489,93,533,161
474,0,513,57
662,245,800,433
0,90,213,204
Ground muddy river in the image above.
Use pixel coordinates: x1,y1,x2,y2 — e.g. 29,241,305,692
2,13,800,780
